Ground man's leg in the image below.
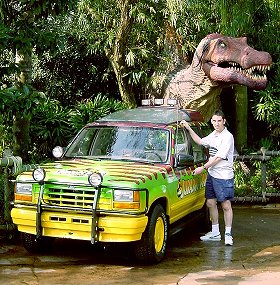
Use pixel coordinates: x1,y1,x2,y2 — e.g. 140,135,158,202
221,200,233,245
207,198,219,225
200,198,221,241
208,198,220,236
221,200,233,228
201,175,221,241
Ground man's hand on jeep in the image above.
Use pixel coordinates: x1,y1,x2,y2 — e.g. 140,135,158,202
193,166,204,175
180,120,191,131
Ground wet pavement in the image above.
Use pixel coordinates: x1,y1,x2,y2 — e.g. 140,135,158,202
0,204,280,285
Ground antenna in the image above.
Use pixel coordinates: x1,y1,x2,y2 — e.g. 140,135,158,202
174,99,180,166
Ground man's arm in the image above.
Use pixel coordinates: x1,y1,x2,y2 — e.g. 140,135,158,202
181,120,222,175
205,156,223,169
180,120,202,145
193,155,223,175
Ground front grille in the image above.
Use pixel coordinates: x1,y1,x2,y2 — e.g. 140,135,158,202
43,185,98,209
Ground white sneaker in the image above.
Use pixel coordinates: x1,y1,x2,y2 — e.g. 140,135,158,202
225,233,233,246
200,231,221,241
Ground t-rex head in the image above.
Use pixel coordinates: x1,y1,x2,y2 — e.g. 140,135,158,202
195,33,272,90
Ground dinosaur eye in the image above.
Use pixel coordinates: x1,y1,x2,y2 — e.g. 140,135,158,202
218,41,226,48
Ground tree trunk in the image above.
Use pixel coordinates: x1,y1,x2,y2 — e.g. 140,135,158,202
12,114,31,162
234,85,248,153
16,48,32,85
108,0,137,108
13,49,32,161
110,59,136,108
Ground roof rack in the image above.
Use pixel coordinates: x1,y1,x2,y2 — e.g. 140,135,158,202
141,98,178,107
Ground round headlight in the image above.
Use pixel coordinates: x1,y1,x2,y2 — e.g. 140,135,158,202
32,168,46,182
88,172,103,187
52,146,64,158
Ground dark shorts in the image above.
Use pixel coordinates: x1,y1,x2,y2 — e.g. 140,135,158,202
205,174,234,202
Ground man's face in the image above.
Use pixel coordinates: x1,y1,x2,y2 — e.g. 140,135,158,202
211,115,225,133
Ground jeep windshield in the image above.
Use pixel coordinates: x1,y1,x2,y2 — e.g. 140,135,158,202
64,126,170,163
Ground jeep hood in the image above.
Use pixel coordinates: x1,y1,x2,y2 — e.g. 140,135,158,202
17,159,173,188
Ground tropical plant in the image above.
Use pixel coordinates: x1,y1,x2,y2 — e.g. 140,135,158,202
0,86,45,118
77,0,169,107
29,98,74,162
254,61,280,148
32,37,119,106
0,86,46,159
234,156,280,197
0,115,12,156
0,0,279,161
0,0,77,161
27,94,126,162
69,93,127,132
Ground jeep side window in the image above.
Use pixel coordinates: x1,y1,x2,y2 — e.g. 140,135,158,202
175,127,192,156
190,126,207,162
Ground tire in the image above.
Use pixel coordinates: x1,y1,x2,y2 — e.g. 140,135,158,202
134,204,168,264
21,233,55,254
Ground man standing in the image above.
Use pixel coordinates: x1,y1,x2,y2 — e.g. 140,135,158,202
181,110,235,246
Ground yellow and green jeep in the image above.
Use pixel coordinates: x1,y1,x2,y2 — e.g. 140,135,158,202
11,103,211,263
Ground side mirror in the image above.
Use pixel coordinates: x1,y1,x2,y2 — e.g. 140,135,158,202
175,154,194,167
52,146,64,159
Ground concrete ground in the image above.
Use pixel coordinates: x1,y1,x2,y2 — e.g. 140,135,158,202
0,204,280,285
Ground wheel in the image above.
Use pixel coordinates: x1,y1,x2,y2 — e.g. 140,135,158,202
134,204,168,263
21,233,55,254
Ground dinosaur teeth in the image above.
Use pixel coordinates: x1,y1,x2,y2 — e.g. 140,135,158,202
230,62,238,67
247,74,267,81
228,64,270,80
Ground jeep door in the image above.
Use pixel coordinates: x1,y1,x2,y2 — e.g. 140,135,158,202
169,125,207,223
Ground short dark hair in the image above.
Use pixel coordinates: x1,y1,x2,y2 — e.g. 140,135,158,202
212,110,225,119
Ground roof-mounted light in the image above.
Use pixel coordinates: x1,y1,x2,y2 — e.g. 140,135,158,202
141,99,151,106
167,99,177,106
154,99,164,105
142,98,178,107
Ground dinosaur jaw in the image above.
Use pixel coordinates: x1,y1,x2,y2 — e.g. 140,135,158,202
205,63,271,90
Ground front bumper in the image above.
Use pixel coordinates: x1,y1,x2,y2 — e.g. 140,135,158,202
11,207,148,242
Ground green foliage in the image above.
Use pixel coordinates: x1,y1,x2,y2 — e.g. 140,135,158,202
32,38,119,105
253,58,280,149
0,85,46,118
0,115,12,155
29,98,74,161
234,157,280,197
77,0,167,94
255,92,280,126
0,85,46,156
0,0,77,56
253,60,280,147
69,93,127,132
26,94,126,162
0,0,279,162
0,1,75,24
267,156,280,191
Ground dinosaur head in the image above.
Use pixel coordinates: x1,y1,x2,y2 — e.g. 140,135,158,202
198,34,272,90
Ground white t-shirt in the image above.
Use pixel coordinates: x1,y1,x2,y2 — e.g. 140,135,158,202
201,127,234,179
